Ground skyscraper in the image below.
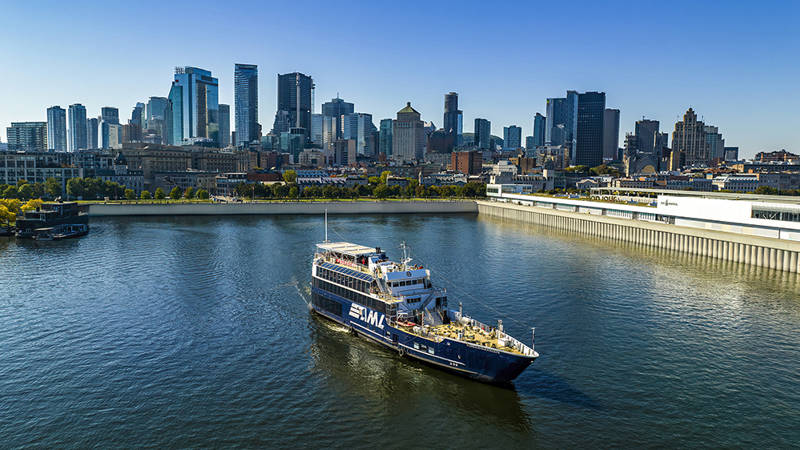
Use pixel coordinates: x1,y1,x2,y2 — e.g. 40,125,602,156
545,91,578,148
671,108,708,169
167,83,183,145
532,113,546,148
219,104,231,147
311,114,323,146
273,72,313,140
704,125,725,161
342,113,376,155
146,97,168,128
379,118,393,156
603,109,620,160
234,63,259,146
474,118,491,149
634,119,660,154
443,92,463,149
46,106,67,152
68,103,88,152
171,66,220,145
574,92,605,167
392,102,425,162
321,96,354,140
129,102,145,142
6,122,47,152
503,126,522,149
100,107,120,149
86,118,98,149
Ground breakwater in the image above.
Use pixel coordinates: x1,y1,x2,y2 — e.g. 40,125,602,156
88,200,478,216
477,200,800,273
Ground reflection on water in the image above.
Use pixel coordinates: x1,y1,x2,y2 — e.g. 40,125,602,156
0,214,798,448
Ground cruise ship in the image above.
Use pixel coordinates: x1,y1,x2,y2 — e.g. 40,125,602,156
310,241,538,383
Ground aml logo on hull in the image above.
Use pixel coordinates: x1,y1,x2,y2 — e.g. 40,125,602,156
348,304,385,329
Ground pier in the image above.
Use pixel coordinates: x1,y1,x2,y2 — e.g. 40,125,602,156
478,199,800,273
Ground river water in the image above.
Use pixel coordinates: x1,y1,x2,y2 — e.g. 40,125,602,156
1,214,798,448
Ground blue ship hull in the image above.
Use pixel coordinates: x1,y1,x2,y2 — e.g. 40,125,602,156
311,286,534,384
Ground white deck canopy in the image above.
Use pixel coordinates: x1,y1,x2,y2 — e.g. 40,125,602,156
316,241,378,257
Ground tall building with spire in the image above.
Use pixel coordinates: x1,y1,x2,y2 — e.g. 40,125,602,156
234,63,258,146
671,108,708,169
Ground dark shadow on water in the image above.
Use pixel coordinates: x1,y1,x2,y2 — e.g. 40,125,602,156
516,368,602,410
306,313,535,433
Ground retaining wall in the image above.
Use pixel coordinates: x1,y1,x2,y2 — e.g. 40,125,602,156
89,200,478,216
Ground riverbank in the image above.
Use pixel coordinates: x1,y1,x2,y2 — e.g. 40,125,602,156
88,199,478,216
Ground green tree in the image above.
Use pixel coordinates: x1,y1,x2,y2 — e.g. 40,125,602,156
196,189,209,200
184,187,195,199
289,185,299,198
140,190,152,200
282,169,297,183
754,186,778,195
374,184,390,199
2,185,18,199
17,183,34,200
169,186,182,200
45,177,62,198
0,205,15,225
66,178,85,199
380,170,392,184
124,189,135,200
154,187,166,200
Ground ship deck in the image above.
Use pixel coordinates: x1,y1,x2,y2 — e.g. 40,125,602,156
395,321,529,356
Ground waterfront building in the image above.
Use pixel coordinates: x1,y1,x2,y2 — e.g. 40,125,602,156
234,63,259,146
273,72,313,141
379,118,393,156
166,84,182,145
574,92,605,167
219,104,231,147
474,118,491,150
503,126,522,150
68,103,88,152
532,113,546,148
86,118,98,149
321,96,354,141
443,92,463,148
0,151,82,191
603,108,619,161
391,102,425,163
341,113,376,156
671,108,708,168
46,106,67,152
171,67,220,145
333,139,357,166
6,122,47,152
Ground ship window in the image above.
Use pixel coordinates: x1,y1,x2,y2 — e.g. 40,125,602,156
427,347,434,355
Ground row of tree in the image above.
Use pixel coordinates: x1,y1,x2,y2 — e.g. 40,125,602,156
0,179,62,200
232,180,486,200
133,187,209,201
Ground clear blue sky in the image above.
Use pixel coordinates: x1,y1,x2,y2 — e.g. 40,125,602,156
2,0,798,157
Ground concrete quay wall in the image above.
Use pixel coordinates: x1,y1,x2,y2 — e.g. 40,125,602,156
88,200,478,217
477,200,800,273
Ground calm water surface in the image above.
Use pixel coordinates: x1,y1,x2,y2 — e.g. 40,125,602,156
1,214,798,448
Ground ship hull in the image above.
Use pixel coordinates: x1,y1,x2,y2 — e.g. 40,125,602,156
310,286,534,384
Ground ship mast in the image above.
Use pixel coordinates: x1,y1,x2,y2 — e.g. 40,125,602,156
324,209,328,242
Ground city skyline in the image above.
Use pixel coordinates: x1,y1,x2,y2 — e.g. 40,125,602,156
1,1,798,157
